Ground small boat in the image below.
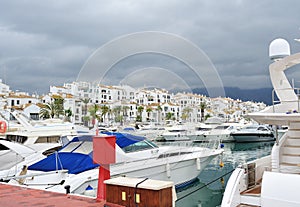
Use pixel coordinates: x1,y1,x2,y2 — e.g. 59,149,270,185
231,124,275,142
9,132,223,195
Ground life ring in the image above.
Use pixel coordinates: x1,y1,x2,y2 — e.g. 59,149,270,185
0,121,7,133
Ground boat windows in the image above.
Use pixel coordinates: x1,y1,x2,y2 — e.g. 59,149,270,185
122,140,156,153
158,151,192,159
195,127,211,131
73,141,93,154
35,136,60,144
60,142,82,152
258,126,268,131
144,139,159,148
6,135,27,143
0,144,9,151
214,125,230,130
168,129,187,132
245,126,258,130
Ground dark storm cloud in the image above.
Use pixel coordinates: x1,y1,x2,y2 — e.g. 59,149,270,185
0,0,300,93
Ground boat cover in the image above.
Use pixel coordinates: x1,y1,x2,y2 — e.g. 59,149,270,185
28,133,146,174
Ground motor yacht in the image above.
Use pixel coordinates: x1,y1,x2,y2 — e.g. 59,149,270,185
9,132,223,196
190,123,216,142
231,124,275,142
158,124,192,141
0,139,46,181
2,110,90,149
221,38,300,207
202,123,245,142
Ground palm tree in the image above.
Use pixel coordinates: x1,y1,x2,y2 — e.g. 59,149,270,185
146,107,153,121
88,104,100,127
113,106,122,123
200,102,207,122
64,108,73,122
204,113,211,121
156,105,162,123
165,112,174,121
122,106,130,125
39,102,56,119
54,98,64,117
80,98,91,114
100,105,110,123
137,106,144,122
80,98,90,126
39,101,64,119
182,107,192,122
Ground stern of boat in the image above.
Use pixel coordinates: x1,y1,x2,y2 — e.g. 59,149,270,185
221,155,271,207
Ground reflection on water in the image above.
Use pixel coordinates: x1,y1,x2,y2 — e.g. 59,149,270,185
176,178,224,207
158,141,274,207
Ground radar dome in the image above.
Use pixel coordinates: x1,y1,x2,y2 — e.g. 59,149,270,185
269,38,290,60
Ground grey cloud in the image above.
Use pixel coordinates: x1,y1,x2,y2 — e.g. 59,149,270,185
1,0,300,94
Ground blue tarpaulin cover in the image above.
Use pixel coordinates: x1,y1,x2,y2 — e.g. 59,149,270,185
28,133,145,174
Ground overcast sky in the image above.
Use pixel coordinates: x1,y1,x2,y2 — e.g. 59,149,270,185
1,0,300,95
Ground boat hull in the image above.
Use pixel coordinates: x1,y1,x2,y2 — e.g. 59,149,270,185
21,149,222,196
233,133,275,142
70,152,220,195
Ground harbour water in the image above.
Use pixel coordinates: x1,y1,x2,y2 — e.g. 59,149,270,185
157,141,274,207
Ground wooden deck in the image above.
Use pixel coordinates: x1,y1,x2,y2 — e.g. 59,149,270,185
241,185,261,195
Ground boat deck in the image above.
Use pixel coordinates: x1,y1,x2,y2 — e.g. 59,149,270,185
241,185,261,195
238,184,261,207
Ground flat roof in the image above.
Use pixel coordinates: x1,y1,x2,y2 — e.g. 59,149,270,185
104,177,174,190
0,183,105,207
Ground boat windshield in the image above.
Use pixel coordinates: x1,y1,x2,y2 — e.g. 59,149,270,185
122,139,158,153
168,129,186,132
244,126,259,130
195,127,211,131
214,125,230,130
59,141,93,154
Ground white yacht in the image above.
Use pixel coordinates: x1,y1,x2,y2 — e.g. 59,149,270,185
9,132,223,196
0,139,46,181
202,122,245,142
231,124,275,143
221,38,300,207
158,123,192,141
190,123,216,142
2,110,90,149
133,123,165,140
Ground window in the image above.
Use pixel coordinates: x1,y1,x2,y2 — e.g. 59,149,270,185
30,113,39,120
122,140,157,153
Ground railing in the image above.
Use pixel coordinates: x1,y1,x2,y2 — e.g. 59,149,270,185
272,87,300,112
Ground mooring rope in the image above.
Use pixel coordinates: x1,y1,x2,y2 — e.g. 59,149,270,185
176,168,236,201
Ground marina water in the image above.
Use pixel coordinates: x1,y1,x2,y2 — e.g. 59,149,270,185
156,141,274,207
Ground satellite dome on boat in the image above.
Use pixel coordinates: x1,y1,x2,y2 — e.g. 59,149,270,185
269,38,290,61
